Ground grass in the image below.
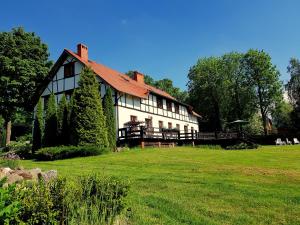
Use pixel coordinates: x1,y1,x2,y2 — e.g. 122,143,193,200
20,145,300,225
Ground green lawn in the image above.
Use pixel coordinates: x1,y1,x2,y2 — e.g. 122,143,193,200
21,145,300,225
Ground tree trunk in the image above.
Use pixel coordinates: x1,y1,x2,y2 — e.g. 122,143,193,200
5,120,12,146
257,87,268,136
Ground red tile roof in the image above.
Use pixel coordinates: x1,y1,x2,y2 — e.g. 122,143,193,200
65,49,175,100
64,49,200,117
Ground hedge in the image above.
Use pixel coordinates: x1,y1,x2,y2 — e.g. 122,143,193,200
35,145,109,161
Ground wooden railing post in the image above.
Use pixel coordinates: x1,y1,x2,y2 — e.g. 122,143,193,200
140,126,144,139
125,128,128,140
178,130,180,140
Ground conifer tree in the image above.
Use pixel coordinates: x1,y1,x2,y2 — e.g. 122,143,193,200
43,93,58,147
70,67,108,146
32,98,43,152
103,88,116,150
57,95,69,145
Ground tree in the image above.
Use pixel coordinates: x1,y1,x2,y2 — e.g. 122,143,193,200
0,27,51,145
187,57,228,130
243,49,283,135
287,58,300,131
32,98,43,151
272,101,293,129
103,88,116,150
43,93,58,147
57,95,69,145
287,58,300,105
221,52,256,122
70,67,108,146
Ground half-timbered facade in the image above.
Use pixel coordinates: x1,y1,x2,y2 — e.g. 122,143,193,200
39,44,200,138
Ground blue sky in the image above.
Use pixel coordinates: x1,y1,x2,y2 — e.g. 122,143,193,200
1,0,299,89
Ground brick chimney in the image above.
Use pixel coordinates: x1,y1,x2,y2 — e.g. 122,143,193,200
133,71,144,84
77,43,88,61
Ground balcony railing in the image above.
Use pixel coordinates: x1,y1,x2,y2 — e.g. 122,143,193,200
118,126,239,141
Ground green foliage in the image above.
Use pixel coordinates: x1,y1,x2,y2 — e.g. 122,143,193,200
4,140,32,159
244,113,264,135
35,145,108,161
0,178,21,225
66,174,129,224
221,52,256,121
43,93,58,147
0,158,20,169
243,49,283,135
0,27,51,144
15,180,59,225
188,50,283,133
272,101,293,129
188,56,226,130
70,67,108,146
287,58,300,131
11,175,128,225
103,88,116,150
57,95,69,146
287,58,300,106
32,98,43,152
225,142,259,150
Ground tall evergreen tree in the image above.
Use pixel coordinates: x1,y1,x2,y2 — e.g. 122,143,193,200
70,67,108,146
103,88,116,150
43,93,58,147
32,98,43,152
57,95,69,145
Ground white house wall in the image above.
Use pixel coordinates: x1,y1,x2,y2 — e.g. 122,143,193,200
117,93,199,132
39,54,199,135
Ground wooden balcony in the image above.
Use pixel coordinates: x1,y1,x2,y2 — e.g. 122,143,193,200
118,126,240,147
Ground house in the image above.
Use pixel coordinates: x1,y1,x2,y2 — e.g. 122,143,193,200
39,44,200,139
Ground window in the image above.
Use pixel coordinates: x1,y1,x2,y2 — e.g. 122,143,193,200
65,90,74,101
157,96,163,109
167,100,172,112
145,118,152,128
64,62,75,78
176,124,180,131
130,115,137,122
159,121,163,131
168,122,172,129
175,104,179,114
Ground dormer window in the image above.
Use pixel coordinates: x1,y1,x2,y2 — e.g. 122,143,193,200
157,96,163,109
64,62,75,78
166,100,172,112
175,103,179,114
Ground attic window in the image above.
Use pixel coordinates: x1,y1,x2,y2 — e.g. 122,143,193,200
166,100,172,112
157,96,163,109
64,62,75,78
174,103,179,114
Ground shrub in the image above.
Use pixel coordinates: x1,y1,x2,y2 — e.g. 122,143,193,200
103,88,116,150
3,141,32,159
11,175,129,225
225,142,259,150
0,177,21,225
43,93,58,147
66,174,129,224
35,145,109,161
32,98,43,152
15,180,60,225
